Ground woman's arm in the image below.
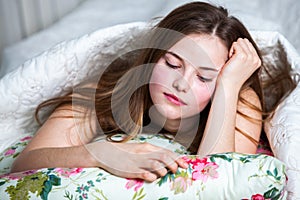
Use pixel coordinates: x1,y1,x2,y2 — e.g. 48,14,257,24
11,105,188,182
11,145,95,172
11,105,97,172
197,38,262,156
235,88,262,154
197,80,238,156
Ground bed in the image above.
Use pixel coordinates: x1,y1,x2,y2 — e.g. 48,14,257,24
0,0,299,199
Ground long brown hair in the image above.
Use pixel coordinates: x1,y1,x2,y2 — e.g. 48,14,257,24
35,2,297,153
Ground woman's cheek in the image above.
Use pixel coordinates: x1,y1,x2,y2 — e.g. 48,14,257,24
193,84,213,109
150,66,177,91
151,65,168,83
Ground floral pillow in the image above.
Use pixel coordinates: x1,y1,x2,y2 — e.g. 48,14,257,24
0,134,287,200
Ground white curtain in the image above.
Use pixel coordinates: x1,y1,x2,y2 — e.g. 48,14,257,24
0,0,85,64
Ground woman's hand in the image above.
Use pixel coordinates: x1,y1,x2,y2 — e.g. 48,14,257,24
198,38,261,156
218,38,261,89
86,141,188,182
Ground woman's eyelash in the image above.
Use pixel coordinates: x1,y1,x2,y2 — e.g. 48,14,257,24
197,75,212,82
165,60,180,69
165,58,212,82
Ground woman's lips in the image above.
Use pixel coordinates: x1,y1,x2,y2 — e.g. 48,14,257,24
164,92,187,106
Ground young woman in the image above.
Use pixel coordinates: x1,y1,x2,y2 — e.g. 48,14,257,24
11,2,296,182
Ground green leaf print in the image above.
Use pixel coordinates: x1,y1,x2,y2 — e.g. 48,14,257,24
266,168,282,181
209,154,233,162
64,190,77,200
264,187,280,200
5,172,48,200
0,181,6,186
132,188,146,200
49,174,61,186
40,174,62,200
41,180,52,200
12,152,20,158
273,168,278,177
239,156,252,163
157,172,175,187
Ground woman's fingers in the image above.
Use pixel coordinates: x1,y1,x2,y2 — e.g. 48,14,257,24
228,41,247,64
237,38,251,52
136,142,188,172
152,149,189,173
236,38,261,68
130,146,189,179
221,37,262,88
113,167,158,182
176,156,189,169
140,171,158,182
91,141,189,182
144,160,169,177
243,38,262,68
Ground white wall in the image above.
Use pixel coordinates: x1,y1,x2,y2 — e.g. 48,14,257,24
0,0,85,64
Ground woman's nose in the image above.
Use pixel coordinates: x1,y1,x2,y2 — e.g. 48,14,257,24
172,76,191,92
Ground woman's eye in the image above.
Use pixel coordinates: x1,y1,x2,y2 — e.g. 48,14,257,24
197,75,212,82
165,60,180,69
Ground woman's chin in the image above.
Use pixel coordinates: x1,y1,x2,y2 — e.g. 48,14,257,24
156,107,182,120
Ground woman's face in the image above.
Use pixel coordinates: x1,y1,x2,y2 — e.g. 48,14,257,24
149,34,228,120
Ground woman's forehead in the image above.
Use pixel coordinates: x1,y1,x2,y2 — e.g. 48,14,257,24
168,34,228,70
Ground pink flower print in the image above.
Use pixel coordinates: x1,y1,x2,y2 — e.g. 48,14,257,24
70,168,83,175
251,194,265,200
4,148,16,156
22,170,37,175
170,175,192,194
20,136,33,141
192,160,219,182
0,170,37,180
55,168,65,175
182,156,209,167
182,156,219,182
125,178,144,192
0,173,20,180
55,168,83,177
82,193,88,199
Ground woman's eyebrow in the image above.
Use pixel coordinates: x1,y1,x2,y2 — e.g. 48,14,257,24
166,51,219,72
166,51,184,62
